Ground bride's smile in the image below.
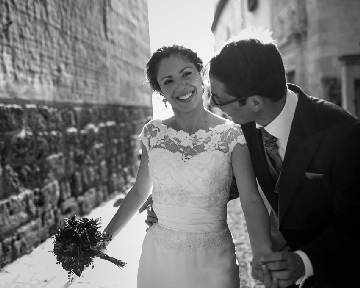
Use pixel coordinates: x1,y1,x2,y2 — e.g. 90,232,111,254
175,89,195,102
156,55,204,112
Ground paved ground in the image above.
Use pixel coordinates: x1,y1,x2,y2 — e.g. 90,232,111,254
0,195,263,288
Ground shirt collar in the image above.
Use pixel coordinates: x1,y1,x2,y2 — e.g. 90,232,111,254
257,89,298,141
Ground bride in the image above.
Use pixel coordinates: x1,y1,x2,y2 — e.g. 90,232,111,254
103,45,272,287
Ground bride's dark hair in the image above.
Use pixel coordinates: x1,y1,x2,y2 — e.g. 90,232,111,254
146,45,203,93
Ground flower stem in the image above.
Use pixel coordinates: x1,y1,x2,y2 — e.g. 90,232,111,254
97,251,126,268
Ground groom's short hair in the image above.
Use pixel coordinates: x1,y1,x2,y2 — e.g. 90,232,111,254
209,29,287,102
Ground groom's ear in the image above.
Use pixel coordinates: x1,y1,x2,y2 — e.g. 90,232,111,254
246,95,264,112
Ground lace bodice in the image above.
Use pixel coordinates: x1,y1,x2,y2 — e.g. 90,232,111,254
137,119,243,287
140,119,246,233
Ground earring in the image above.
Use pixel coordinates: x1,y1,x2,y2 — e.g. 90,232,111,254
162,98,168,108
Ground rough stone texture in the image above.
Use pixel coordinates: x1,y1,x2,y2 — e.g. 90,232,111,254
0,103,151,267
0,0,152,267
0,0,151,106
271,0,360,104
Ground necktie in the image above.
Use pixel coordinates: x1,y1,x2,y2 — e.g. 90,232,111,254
259,127,283,181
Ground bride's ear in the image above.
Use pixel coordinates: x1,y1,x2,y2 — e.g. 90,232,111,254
246,95,264,112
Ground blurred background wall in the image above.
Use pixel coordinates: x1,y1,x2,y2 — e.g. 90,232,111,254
0,0,152,267
211,0,360,118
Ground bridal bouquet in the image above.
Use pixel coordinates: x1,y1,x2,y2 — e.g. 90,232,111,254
52,215,126,278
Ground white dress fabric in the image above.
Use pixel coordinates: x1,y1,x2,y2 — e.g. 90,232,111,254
137,119,246,288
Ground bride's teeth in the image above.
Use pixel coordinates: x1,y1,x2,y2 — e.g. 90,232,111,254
178,92,192,100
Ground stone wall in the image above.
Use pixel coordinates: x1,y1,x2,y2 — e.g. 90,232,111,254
212,0,272,51
0,0,152,266
272,0,360,103
0,0,150,105
0,103,151,267
212,0,360,111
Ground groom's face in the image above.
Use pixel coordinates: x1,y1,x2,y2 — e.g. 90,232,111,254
209,76,256,124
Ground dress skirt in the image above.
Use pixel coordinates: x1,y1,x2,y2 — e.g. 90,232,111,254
137,224,239,288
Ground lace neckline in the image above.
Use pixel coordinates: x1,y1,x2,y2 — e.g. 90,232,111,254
153,119,232,138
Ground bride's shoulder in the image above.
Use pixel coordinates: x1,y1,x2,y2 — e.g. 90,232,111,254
143,118,163,129
207,112,227,126
207,112,241,131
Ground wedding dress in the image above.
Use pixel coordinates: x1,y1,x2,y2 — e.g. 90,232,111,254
137,119,246,288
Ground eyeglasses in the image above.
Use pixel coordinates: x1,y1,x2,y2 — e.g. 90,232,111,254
210,92,246,107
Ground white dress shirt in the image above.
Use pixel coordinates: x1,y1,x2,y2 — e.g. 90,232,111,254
260,90,314,286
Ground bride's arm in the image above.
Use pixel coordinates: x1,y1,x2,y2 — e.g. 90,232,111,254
231,143,272,257
103,143,152,240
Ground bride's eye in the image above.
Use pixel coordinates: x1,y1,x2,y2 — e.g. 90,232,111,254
163,79,173,85
183,71,192,78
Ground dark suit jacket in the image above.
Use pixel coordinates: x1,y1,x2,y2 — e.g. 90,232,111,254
237,84,360,287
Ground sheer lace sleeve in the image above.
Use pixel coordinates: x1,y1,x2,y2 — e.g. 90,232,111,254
139,120,163,152
227,124,246,153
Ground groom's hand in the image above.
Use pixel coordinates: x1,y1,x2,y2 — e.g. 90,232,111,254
261,251,305,288
139,195,158,229
251,258,279,288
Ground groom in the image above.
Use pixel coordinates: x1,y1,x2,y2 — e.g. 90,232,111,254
208,31,360,288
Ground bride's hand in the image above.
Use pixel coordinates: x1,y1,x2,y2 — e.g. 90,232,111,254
139,195,158,230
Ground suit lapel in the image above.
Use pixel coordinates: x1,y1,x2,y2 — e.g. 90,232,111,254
277,87,323,225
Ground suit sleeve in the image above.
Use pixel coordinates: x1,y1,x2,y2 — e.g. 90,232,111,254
300,122,360,278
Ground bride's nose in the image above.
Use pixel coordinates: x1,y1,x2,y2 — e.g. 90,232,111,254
174,77,190,90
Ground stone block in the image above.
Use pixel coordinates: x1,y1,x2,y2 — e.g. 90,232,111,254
0,192,29,239
98,123,108,143
78,188,97,215
0,163,5,200
4,129,36,167
52,207,63,231
70,171,83,196
64,127,79,146
13,218,42,257
106,121,117,140
108,173,117,194
25,105,49,133
81,165,97,189
64,151,76,176
33,135,50,164
0,104,24,134
41,208,56,229
60,197,79,217
24,189,37,218
46,130,63,154
46,153,65,179
95,186,105,204
40,180,60,208
110,139,119,156
109,158,117,174
0,242,3,266
59,180,71,201
99,160,108,183
0,210,29,239
61,109,77,127
2,164,22,197
80,124,98,151
94,143,106,162
78,108,96,129
99,184,109,200
0,236,14,267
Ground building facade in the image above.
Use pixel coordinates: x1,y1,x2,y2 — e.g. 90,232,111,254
211,0,360,117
